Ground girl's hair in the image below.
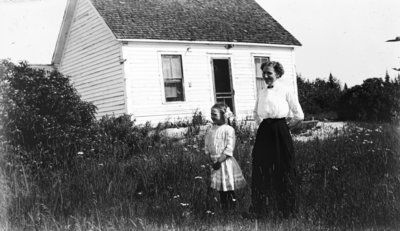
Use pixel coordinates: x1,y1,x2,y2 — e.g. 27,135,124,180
260,61,285,78
211,103,235,125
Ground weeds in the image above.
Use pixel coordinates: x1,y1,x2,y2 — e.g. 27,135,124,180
2,118,400,230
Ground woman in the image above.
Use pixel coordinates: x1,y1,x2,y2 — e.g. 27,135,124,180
250,61,304,219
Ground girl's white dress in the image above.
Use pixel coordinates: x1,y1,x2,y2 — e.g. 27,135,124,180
205,124,246,191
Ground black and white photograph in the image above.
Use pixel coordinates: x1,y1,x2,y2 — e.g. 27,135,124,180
0,0,399,230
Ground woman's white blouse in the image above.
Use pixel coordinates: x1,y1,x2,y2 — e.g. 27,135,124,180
253,80,304,124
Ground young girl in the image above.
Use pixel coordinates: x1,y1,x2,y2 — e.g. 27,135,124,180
204,103,246,210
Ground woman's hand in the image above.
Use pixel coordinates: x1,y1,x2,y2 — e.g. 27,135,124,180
287,119,301,129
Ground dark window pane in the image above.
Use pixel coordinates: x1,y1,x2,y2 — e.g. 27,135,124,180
165,80,183,102
216,98,233,111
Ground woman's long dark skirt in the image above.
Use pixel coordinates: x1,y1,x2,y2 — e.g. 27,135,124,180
251,118,297,218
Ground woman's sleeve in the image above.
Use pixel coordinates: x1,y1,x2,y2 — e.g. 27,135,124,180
286,89,304,122
253,94,262,125
222,127,235,157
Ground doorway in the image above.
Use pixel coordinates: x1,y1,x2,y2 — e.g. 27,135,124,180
211,58,235,113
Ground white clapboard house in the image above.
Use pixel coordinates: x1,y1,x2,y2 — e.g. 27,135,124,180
52,0,301,124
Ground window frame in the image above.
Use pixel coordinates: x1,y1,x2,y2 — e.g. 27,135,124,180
252,55,270,94
159,53,186,103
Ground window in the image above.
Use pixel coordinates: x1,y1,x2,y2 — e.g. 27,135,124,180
254,56,270,92
161,55,185,102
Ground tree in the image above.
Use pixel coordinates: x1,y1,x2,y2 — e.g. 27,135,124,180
343,83,348,91
338,77,400,122
384,70,391,84
297,73,342,120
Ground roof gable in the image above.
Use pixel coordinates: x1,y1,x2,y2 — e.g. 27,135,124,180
89,0,301,46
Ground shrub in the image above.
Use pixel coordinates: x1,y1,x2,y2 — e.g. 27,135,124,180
0,61,97,172
297,74,341,120
338,78,400,122
88,114,160,160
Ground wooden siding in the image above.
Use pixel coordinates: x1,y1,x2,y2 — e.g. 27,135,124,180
59,0,126,119
122,42,296,124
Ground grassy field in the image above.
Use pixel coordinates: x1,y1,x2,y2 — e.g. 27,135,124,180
1,121,399,230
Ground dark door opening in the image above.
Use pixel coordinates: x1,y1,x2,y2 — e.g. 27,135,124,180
212,58,235,113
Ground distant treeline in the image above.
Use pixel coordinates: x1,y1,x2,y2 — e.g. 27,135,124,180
297,73,400,123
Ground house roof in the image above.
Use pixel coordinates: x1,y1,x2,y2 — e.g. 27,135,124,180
89,0,301,46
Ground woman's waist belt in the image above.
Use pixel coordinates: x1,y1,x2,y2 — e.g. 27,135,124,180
262,118,285,123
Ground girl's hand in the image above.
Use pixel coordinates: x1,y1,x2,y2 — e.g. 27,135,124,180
212,161,221,170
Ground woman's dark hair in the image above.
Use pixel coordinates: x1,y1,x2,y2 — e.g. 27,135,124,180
260,61,285,78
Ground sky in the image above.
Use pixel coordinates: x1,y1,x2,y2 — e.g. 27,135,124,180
0,0,399,87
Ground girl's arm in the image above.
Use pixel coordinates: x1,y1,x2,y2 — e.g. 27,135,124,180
204,132,210,156
217,153,228,163
218,127,236,163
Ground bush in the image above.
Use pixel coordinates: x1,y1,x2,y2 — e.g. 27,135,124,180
297,74,341,120
0,61,97,172
337,78,400,122
88,114,160,160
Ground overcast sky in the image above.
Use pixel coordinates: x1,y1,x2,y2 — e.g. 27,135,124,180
0,0,399,86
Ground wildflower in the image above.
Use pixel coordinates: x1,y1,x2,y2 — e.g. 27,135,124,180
201,165,206,168
137,192,143,195
173,195,180,199
182,211,191,217
98,163,104,166
180,203,189,207
206,210,215,215
77,151,84,155
332,166,339,171
194,176,203,180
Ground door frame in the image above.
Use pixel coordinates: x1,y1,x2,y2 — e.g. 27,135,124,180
210,56,235,114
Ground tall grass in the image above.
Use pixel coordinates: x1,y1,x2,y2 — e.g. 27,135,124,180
2,120,400,230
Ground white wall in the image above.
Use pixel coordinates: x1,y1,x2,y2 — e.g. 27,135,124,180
59,0,126,118
122,41,296,124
